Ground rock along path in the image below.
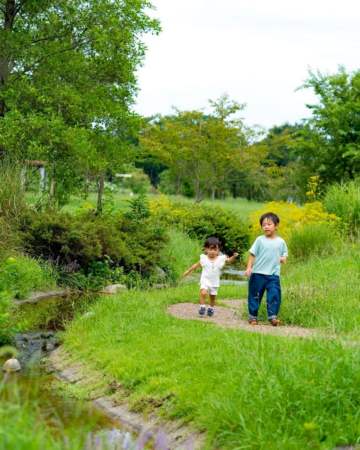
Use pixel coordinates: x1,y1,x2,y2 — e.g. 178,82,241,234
168,299,318,339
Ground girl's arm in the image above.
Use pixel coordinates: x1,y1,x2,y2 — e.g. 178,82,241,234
244,254,255,277
182,262,201,278
225,252,239,264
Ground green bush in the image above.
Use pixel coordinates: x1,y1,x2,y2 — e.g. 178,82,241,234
150,196,249,255
324,180,360,232
21,200,168,288
289,222,341,261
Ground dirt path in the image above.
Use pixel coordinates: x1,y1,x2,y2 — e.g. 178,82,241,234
168,299,318,338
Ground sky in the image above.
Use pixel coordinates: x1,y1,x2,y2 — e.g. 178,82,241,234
134,0,360,129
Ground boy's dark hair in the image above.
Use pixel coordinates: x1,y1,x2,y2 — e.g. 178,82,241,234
204,236,221,249
259,212,280,226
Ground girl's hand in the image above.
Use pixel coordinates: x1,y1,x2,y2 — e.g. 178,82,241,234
233,252,239,258
280,256,287,264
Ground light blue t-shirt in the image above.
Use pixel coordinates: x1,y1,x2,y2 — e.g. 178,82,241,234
249,235,288,276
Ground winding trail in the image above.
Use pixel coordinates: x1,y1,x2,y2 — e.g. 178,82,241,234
168,299,318,338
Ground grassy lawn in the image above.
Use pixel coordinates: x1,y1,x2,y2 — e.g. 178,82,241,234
26,192,264,218
63,279,360,449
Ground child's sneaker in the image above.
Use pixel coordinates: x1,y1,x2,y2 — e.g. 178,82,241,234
270,318,280,327
207,307,214,317
198,305,206,316
248,318,258,325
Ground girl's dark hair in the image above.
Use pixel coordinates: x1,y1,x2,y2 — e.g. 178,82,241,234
204,236,221,248
259,212,280,226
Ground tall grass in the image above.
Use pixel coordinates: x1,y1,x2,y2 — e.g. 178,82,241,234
324,180,360,233
0,160,27,259
0,255,57,299
0,377,99,450
281,242,360,334
159,229,202,281
64,283,360,449
288,222,341,261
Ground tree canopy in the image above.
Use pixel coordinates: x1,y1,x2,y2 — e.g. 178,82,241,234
0,0,159,205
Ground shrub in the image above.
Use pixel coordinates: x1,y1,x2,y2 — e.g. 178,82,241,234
21,200,168,288
324,180,360,233
289,222,341,261
150,195,250,255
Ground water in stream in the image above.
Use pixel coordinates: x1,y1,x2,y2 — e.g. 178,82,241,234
0,294,136,450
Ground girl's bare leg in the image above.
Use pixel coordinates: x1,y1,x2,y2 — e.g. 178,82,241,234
209,295,216,307
200,289,208,305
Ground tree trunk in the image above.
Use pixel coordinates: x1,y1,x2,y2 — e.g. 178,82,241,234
49,178,56,198
211,187,216,201
96,174,105,214
0,0,17,117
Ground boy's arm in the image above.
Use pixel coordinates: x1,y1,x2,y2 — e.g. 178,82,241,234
225,252,239,264
182,262,201,278
280,240,289,264
245,253,255,277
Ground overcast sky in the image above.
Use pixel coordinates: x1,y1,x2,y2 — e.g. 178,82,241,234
134,0,359,129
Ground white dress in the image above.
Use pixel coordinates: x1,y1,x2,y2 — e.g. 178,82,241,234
199,254,227,294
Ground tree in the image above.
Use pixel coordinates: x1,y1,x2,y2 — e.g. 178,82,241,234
0,0,160,207
140,96,251,201
298,68,360,185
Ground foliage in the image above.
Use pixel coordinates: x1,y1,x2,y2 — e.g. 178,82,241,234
249,201,340,241
64,283,360,449
324,179,360,233
141,95,252,201
0,0,160,206
150,195,250,255
297,68,360,186
21,200,168,288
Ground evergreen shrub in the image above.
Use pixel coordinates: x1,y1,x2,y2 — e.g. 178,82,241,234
21,204,168,288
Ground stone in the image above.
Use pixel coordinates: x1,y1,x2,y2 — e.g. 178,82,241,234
100,284,127,295
3,358,21,373
46,342,55,352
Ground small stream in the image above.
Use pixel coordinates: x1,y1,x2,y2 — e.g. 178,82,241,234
1,294,136,450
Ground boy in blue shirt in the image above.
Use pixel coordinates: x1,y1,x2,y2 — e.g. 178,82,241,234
245,212,288,326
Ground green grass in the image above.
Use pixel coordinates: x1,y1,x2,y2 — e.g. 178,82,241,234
281,242,360,335
63,283,360,450
26,192,263,219
0,255,57,300
160,229,202,281
0,375,109,450
167,195,264,218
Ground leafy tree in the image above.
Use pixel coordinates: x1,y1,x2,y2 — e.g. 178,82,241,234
141,96,251,201
298,68,360,185
0,0,160,208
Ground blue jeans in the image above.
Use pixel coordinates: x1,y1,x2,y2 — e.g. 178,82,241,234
248,273,281,320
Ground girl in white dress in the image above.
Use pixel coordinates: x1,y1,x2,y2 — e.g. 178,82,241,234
182,237,238,317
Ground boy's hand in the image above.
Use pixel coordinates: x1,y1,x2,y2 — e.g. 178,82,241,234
244,267,252,277
280,256,287,264
233,252,239,258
